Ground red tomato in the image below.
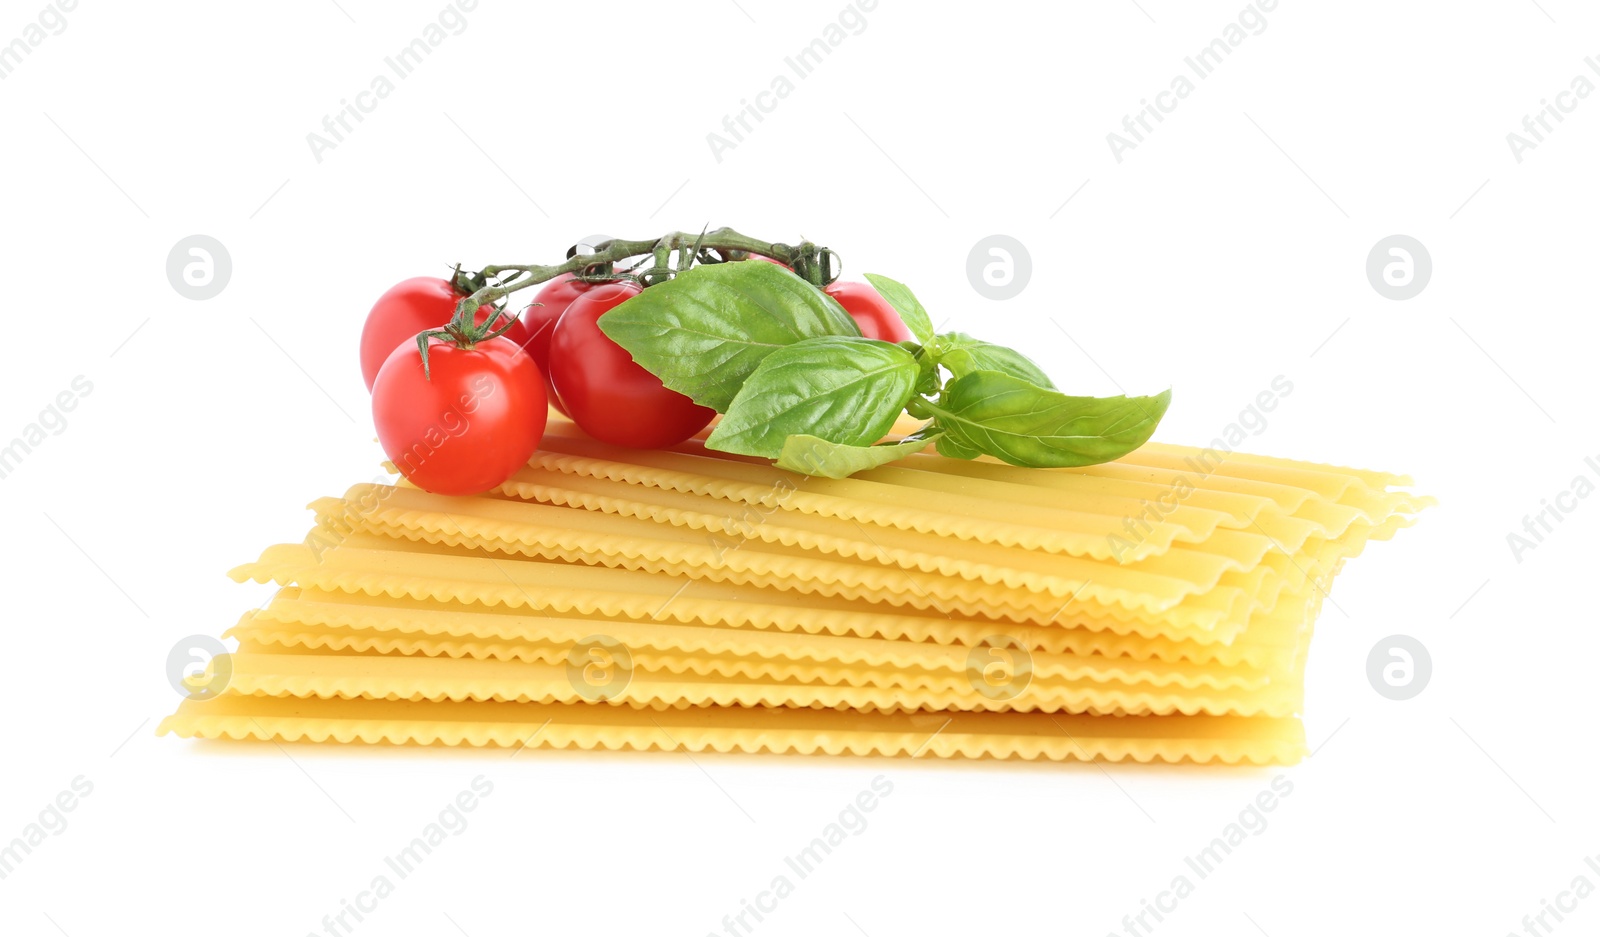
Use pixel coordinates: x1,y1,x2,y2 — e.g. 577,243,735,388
371,335,547,496
746,254,790,269
824,281,913,343
360,277,530,391
521,273,611,415
549,282,715,449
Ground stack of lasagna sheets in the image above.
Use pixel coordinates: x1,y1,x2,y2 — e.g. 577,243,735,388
159,417,1429,764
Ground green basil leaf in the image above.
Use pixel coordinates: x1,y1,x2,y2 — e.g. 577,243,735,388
705,336,919,459
922,371,1171,467
775,425,941,479
933,332,1055,388
862,273,934,344
598,261,860,412
934,432,982,460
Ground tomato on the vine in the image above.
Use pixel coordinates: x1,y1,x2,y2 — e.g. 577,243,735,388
521,273,612,415
824,281,912,343
549,281,715,449
359,277,531,391
371,335,547,496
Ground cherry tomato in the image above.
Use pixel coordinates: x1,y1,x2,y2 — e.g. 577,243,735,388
371,335,547,496
549,282,715,449
359,277,531,391
824,281,913,343
745,254,790,269
520,273,611,415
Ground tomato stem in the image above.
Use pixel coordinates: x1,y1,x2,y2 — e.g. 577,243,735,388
451,228,830,331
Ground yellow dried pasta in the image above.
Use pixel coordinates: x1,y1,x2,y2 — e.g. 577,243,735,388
228,622,1275,693
157,695,1309,764
234,537,1287,644
495,469,1278,585
527,421,1430,560
210,650,1301,716
314,488,1410,628
287,512,1380,650
314,487,1291,615
251,587,1311,672
230,607,1282,689
163,409,1424,765
496,460,1425,590
681,438,1400,544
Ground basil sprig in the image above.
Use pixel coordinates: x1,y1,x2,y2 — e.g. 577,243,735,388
598,261,1169,477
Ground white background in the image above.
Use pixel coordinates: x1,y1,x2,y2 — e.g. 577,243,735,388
0,1,1595,935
